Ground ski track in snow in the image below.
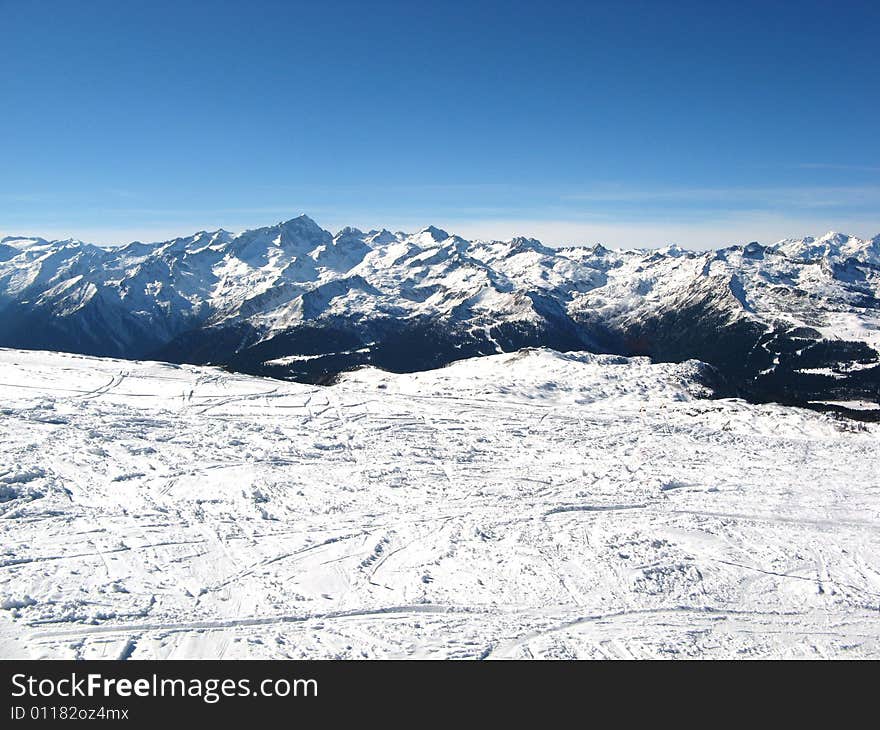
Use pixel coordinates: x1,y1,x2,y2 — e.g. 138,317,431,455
0,347,878,659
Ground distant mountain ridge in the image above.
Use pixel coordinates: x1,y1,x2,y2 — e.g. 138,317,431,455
2,215,879,416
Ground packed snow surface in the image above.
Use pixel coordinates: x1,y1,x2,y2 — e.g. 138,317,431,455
0,347,878,659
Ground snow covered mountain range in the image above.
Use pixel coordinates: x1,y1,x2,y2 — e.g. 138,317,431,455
1,215,878,415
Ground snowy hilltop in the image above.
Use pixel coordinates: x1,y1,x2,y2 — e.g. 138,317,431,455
1,216,879,416
1,347,878,659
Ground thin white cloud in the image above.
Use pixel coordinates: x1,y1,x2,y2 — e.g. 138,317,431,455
560,185,880,208
796,163,880,173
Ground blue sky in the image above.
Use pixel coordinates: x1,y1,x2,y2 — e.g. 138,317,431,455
2,0,879,248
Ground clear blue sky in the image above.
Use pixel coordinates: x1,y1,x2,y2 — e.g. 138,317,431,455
2,0,879,248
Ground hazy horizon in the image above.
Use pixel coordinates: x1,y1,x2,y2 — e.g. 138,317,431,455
3,210,879,252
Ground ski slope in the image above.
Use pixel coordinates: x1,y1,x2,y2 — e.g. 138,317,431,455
0,347,878,659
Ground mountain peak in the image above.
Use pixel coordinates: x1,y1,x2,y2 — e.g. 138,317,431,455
279,214,324,233
418,225,450,242
818,230,852,246
280,215,331,245
773,231,861,261
658,243,687,257
284,213,316,224
1,235,52,250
